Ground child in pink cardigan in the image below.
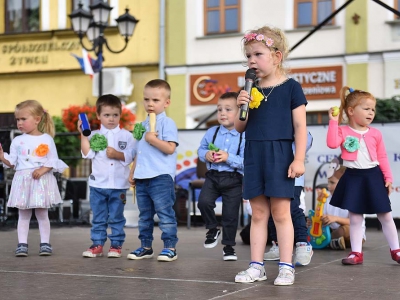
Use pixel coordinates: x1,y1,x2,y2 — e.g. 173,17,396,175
326,86,400,265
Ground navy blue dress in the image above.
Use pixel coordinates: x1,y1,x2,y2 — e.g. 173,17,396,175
243,78,307,200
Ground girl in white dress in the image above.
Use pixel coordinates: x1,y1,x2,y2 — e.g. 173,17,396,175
0,100,68,257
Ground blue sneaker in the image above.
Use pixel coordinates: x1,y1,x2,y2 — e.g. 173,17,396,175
15,243,28,257
39,243,53,256
157,248,178,262
127,247,153,260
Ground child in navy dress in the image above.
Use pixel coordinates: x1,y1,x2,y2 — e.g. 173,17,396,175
235,25,308,285
327,86,400,265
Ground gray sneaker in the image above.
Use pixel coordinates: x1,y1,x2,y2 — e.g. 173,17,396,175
293,242,313,266
39,243,53,256
264,241,280,261
15,243,28,257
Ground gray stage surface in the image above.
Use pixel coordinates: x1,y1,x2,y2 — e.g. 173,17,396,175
0,226,399,300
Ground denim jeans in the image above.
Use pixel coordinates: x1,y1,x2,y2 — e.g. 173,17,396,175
197,170,243,246
135,174,178,249
268,186,308,243
90,187,127,247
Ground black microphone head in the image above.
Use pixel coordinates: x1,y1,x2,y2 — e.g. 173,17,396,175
245,68,257,81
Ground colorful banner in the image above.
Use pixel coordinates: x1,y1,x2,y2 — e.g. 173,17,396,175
176,123,400,218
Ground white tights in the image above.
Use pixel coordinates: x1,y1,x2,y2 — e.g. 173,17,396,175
17,208,50,244
349,212,399,253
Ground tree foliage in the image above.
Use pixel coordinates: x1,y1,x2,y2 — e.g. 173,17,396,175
374,96,400,123
53,116,81,167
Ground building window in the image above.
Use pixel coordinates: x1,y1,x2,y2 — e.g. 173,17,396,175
307,111,330,125
5,0,40,33
204,0,240,35
294,0,335,28
73,0,108,10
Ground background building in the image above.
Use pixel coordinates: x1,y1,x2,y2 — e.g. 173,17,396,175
164,0,400,128
0,0,161,123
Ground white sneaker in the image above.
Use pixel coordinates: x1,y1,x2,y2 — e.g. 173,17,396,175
274,263,295,286
293,242,313,266
235,262,267,283
264,241,280,261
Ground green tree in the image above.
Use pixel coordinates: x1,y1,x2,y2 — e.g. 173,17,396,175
53,116,80,167
374,96,400,122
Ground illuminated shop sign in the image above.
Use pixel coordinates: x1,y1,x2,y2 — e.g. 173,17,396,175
290,66,343,100
190,66,343,105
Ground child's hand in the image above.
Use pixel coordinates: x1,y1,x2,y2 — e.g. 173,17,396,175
145,132,158,145
287,159,305,178
321,214,335,226
32,167,48,180
77,120,83,134
213,150,228,163
328,107,339,121
306,217,311,228
386,182,393,196
237,90,251,107
106,147,118,159
129,177,136,187
205,150,215,163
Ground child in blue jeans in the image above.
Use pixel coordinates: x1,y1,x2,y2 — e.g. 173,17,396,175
79,94,134,258
128,79,179,262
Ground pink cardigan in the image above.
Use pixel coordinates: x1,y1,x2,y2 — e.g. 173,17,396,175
326,120,393,183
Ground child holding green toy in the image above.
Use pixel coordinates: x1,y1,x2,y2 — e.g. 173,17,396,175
197,92,245,261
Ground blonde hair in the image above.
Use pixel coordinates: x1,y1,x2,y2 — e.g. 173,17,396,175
242,25,290,75
337,86,376,124
15,100,55,137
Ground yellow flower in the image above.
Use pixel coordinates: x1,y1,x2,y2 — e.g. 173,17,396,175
249,88,264,109
35,144,49,157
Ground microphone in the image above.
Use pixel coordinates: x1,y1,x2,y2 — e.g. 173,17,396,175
239,68,257,121
79,113,91,137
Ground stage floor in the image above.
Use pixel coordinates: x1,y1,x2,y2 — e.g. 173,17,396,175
0,226,399,300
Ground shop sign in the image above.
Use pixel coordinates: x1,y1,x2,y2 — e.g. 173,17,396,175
290,66,343,100
190,72,244,105
0,39,81,73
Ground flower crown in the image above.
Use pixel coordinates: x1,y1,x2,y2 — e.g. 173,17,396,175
243,33,274,48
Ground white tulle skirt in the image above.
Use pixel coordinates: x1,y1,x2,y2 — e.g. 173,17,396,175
7,169,63,209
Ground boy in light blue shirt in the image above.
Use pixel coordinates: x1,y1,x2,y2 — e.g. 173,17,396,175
197,92,245,261
127,79,179,262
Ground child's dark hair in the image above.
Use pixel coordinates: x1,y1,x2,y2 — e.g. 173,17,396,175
15,100,55,137
337,86,375,124
220,92,239,100
145,79,171,98
96,94,122,115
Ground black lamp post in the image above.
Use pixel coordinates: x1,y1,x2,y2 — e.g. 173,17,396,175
69,1,139,97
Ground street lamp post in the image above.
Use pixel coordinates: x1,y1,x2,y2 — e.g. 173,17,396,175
69,1,139,97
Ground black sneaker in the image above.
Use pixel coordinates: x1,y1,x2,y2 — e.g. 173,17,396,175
204,228,221,248
39,243,53,256
223,245,237,261
15,243,28,257
127,247,154,260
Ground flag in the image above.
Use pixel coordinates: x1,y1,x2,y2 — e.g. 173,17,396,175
91,51,103,73
71,49,97,76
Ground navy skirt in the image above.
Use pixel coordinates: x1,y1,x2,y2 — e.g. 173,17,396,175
330,166,391,214
243,140,294,200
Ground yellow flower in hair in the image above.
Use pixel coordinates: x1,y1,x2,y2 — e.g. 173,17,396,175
249,88,264,109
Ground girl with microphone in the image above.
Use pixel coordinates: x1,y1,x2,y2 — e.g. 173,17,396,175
234,25,307,286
